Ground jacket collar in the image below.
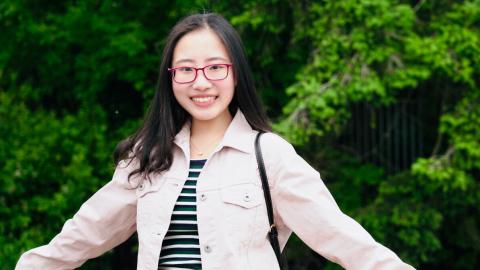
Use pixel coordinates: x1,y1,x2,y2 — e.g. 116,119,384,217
221,110,255,153
173,110,254,155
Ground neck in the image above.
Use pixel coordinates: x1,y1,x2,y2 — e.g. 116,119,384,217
189,110,233,159
190,111,233,139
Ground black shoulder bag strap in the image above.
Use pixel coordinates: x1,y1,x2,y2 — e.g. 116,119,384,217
254,131,287,270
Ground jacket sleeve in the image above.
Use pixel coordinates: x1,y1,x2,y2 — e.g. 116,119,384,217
262,133,415,270
15,160,138,270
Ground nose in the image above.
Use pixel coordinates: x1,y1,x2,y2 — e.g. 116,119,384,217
192,70,212,91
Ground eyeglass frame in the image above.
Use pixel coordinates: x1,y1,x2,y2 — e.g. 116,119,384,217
167,63,233,84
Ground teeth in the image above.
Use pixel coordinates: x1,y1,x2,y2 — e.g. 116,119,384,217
192,96,215,103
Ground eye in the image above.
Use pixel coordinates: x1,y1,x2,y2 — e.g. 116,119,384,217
177,67,194,72
208,64,226,71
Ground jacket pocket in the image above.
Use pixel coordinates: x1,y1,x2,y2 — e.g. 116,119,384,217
220,183,264,245
135,180,164,198
221,183,263,209
136,178,175,236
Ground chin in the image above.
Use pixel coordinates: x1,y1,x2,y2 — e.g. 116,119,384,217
189,111,219,122
189,107,231,122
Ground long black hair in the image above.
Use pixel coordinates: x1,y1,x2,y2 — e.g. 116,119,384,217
114,13,271,181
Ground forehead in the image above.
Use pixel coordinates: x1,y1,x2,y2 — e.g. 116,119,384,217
172,28,231,65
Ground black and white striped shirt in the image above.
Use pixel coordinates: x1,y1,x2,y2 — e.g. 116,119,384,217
158,159,206,270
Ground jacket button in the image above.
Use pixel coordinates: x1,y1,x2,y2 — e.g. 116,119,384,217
204,245,212,253
200,193,207,201
138,183,145,191
243,193,251,202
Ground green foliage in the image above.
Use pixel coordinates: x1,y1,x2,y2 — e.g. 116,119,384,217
273,0,480,269
1,0,479,269
0,92,112,267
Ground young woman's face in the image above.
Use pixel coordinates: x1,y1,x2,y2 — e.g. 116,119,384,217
171,28,235,123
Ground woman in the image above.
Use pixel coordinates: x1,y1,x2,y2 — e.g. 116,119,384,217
16,13,415,270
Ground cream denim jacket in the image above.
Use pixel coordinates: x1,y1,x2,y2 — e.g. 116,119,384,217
16,110,415,270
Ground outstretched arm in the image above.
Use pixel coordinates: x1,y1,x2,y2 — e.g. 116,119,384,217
263,133,415,270
15,161,138,270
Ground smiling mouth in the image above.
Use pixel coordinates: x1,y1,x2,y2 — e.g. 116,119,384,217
191,96,217,103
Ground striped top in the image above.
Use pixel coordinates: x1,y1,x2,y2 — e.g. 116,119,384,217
158,159,206,270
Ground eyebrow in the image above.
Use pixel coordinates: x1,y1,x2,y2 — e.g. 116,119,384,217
173,57,230,66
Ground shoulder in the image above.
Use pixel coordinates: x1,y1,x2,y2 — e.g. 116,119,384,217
257,132,296,155
256,131,318,175
255,131,298,171
112,157,142,188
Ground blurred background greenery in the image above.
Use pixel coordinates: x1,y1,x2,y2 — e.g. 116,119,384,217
1,0,479,269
